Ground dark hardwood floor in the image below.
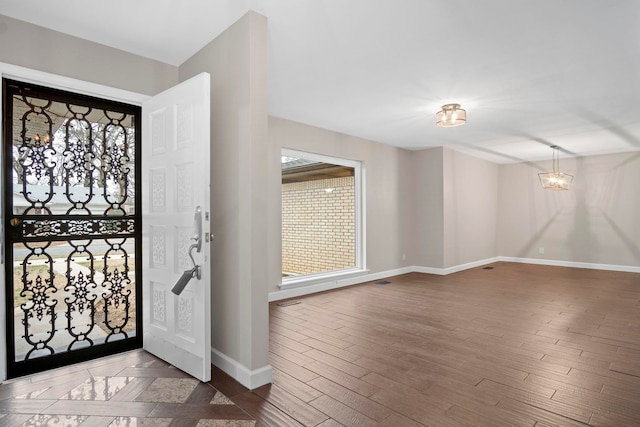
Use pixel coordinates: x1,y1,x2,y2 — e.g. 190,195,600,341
2,262,639,426
222,262,640,426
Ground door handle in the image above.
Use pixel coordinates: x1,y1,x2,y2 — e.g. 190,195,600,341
171,242,201,295
193,206,202,253
172,206,203,295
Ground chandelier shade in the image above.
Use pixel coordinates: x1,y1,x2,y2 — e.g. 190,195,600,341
538,146,573,191
436,104,466,127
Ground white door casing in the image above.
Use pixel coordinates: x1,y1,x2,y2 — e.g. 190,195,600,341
142,73,211,382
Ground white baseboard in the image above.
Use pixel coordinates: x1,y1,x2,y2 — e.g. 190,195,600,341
210,347,272,390
413,257,501,275
269,266,414,302
499,257,640,273
269,256,639,302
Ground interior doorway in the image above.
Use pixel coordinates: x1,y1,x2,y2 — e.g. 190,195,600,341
2,78,142,378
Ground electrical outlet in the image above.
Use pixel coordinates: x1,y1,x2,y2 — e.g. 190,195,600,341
538,247,545,254
402,253,406,261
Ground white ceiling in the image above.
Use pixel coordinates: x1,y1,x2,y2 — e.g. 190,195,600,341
2,0,640,164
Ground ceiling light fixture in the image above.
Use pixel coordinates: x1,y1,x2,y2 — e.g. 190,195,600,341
538,146,573,191
436,103,466,127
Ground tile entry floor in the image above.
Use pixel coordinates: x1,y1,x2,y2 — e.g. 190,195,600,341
0,350,255,427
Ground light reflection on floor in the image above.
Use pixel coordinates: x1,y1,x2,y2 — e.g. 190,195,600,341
60,376,134,401
2,351,257,427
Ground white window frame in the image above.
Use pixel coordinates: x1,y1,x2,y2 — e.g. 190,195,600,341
280,148,367,290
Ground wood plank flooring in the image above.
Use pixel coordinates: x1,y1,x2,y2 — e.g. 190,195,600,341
220,262,640,426
3,262,639,426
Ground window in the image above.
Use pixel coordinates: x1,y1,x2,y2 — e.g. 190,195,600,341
281,149,365,287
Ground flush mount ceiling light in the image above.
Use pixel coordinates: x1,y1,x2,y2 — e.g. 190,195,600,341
538,145,574,191
436,103,466,127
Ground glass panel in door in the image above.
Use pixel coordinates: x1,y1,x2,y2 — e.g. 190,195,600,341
3,79,142,378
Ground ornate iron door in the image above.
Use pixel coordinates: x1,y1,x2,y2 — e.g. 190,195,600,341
2,79,142,378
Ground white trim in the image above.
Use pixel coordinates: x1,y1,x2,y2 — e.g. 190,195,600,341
210,347,273,390
270,256,639,302
358,159,366,272
280,268,369,289
270,266,413,302
499,257,640,273
413,257,501,275
0,62,148,105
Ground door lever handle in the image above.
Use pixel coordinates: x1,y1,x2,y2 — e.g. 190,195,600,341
172,206,204,295
193,206,202,253
186,243,201,280
171,242,201,295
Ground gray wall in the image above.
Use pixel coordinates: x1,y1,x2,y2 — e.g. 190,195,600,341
0,15,177,95
410,147,499,269
498,151,640,267
179,11,271,381
411,147,445,268
443,148,499,268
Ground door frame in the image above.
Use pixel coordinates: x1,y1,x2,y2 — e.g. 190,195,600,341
0,62,148,382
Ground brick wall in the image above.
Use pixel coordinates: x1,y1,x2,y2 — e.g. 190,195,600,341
282,176,355,275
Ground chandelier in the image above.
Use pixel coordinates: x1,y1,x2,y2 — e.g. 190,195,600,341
436,104,466,127
538,146,573,191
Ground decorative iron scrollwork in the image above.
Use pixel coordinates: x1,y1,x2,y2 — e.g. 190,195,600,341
102,239,132,341
65,241,98,351
21,218,135,239
11,91,136,217
17,96,57,215
4,79,141,374
19,241,58,360
63,105,96,214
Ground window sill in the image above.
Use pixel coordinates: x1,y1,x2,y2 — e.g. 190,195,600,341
279,268,369,290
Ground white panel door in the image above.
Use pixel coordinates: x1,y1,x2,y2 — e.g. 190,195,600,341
142,73,211,382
